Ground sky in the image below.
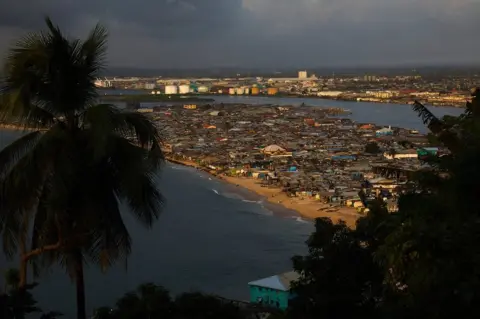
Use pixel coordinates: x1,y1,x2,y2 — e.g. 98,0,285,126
0,0,479,69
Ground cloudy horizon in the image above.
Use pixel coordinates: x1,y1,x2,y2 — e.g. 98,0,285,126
0,0,479,69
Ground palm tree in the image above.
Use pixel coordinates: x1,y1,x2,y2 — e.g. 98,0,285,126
0,17,164,319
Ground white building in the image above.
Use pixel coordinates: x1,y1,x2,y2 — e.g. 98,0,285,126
165,85,178,95
179,85,190,94
198,86,209,93
366,90,399,99
317,91,343,97
94,79,112,88
298,71,308,79
383,150,418,160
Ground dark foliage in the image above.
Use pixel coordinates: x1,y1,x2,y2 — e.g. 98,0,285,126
0,279,62,319
289,89,480,319
92,283,245,319
289,217,384,319
364,142,381,154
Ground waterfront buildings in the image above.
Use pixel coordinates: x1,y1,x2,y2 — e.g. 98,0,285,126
150,101,441,219
98,71,478,107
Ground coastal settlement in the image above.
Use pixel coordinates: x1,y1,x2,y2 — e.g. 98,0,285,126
145,103,439,227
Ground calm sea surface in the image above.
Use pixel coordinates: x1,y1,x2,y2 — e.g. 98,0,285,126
0,94,465,316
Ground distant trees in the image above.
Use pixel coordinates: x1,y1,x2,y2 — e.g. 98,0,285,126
92,283,244,319
376,90,480,318
289,218,383,319
0,268,62,319
364,142,381,154
397,140,414,148
288,89,480,319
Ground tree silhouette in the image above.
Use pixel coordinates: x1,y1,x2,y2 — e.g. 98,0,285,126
0,17,164,319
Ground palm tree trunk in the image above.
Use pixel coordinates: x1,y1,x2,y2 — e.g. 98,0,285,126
73,250,86,319
19,214,28,288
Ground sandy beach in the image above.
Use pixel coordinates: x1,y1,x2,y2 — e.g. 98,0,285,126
166,157,360,227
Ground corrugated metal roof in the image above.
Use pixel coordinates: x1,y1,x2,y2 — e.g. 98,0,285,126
248,271,300,291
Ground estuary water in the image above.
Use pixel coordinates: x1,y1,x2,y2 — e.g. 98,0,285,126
101,89,464,132
0,94,465,317
204,95,463,132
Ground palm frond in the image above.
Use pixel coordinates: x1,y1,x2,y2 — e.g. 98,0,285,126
0,28,59,129
81,23,108,77
0,209,22,258
85,188,132,272
66,22,108,111
0,131,42,177
0,92,56,130
84,104,161,143
0,125,66,214
1,16,108,124
108,136,164,227
412,101,444,134
122,111,161,146
44,17,63,39
413,101,463,153
83,104,164,167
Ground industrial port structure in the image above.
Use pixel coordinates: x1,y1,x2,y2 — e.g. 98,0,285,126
94,69,477,107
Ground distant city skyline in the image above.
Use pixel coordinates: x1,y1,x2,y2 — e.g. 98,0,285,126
0,0,479,69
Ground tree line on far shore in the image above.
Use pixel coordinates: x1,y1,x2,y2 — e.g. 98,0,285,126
1,17,480,319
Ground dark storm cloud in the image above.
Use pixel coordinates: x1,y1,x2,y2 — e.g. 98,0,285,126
0,0,479,68
0,0,245,38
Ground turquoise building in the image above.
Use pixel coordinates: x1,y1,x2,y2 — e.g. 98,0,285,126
417,147,439,159
248,271,300,310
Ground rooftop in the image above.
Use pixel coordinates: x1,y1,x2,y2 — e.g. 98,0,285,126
248,271,300,291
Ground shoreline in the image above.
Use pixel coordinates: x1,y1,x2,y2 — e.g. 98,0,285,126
166,157,360,228
98,89,463,108
0,124,38,131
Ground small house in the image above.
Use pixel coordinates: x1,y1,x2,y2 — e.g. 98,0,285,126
248,271,300,310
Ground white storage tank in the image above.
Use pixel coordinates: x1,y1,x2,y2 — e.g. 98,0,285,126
198,86,209,93
244,88,250,95
236,87,245,95
165,85,178,95
228,88,236,95
179,85,190,94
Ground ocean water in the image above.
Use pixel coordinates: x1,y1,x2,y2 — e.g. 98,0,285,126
0,96,466,316
0,130,312,316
